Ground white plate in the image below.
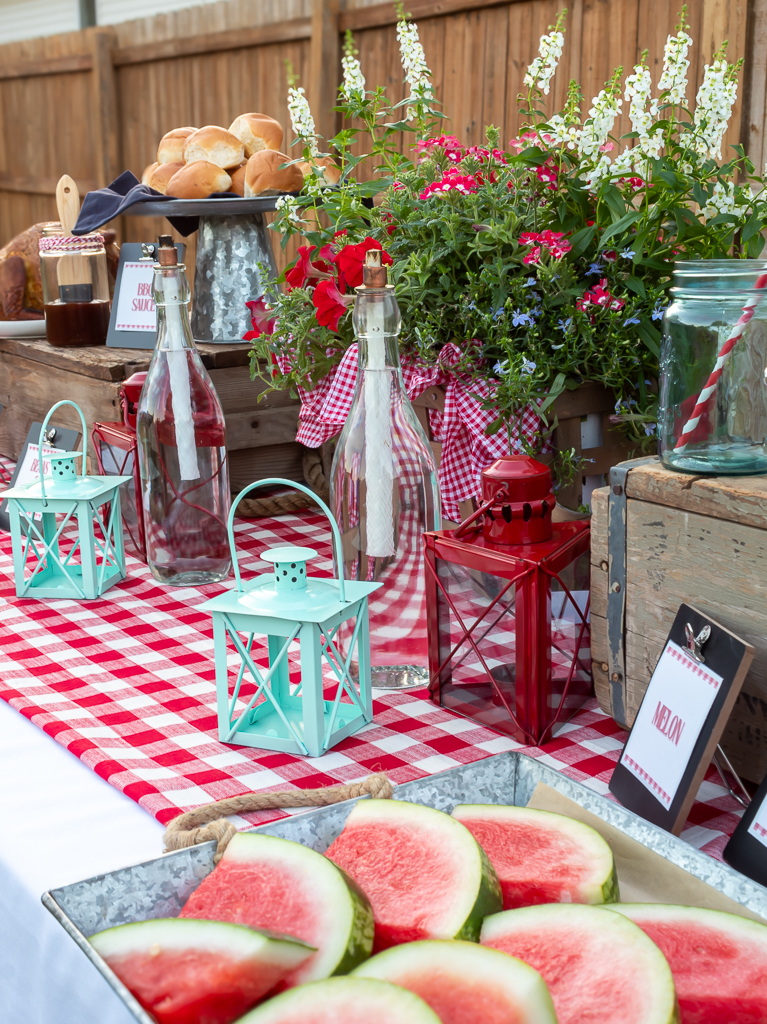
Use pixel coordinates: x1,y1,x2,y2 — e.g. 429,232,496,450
0,319,47,338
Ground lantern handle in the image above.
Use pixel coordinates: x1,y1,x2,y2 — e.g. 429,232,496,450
229,479,347,602
38,401,89,506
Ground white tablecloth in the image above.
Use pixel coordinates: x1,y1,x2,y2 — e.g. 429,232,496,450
0,699,165,1024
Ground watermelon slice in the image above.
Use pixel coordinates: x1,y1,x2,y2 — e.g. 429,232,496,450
89,917,314,1024
179,833,374,984
237,976,442,1024
351,938,558,1024
481,904,679,1024
325,799,502,950
608,904,767,1024
451,803,619,909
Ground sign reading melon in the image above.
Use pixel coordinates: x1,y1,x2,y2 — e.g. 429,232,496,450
618,640,722,809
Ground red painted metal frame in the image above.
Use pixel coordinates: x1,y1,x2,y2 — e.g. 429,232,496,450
91,420,145,562
425,521,591,745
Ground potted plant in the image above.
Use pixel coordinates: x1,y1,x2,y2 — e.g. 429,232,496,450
247,5,767,513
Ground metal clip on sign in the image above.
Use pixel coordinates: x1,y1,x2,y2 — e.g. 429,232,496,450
199,478,382,757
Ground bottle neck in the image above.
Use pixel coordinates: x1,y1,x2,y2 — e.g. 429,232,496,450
153,265,195,352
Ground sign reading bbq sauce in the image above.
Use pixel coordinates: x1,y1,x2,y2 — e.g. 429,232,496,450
610,604,753,835
724,758,767,887
114,262,156,332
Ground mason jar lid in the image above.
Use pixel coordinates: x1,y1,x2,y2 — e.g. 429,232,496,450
672,259,767,299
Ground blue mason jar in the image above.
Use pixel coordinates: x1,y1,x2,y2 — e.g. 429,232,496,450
659,260,767,474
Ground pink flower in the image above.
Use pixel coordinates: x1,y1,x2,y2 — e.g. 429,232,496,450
577,278,624,313
599,142,614,153
519,230,571,261
243,298,276,340
536,162,558,187
313,279,352,331
416,135,465,163
523,246,542,265
509,130,555,152
602,250,618,263
419,169,479,199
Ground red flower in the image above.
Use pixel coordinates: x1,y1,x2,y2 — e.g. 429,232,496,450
285,245,332,290
243,298,276,340
313,279,351,330
602,250,618,263
523,246,542,265
519,230,571,261
536,161,558,188
335,237,393,289
381,212,397,236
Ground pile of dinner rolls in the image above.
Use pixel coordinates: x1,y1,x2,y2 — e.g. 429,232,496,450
141,113,341,199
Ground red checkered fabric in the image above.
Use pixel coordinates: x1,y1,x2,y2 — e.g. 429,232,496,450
0,500,745,860
0,454,13,487
280,343,545,522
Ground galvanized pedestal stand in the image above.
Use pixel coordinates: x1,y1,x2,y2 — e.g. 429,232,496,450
126,196,281,345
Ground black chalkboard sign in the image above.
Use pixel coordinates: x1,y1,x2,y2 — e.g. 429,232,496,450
609,604,753,835
724,774,767,886
106,241,184,350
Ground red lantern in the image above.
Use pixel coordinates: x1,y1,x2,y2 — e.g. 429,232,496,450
425,455,592,745
91,372,147,562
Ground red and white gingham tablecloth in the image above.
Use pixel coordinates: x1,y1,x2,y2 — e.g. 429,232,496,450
283,343,544,522
0,490,745,861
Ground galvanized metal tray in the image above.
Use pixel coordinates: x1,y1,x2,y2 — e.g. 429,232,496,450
42,751,767,1024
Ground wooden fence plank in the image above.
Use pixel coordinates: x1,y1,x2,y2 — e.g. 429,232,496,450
341,0,516,32
0,54,92,81
88,28,120,188
309,0,341,144
0,173,98,195
112,18,312,66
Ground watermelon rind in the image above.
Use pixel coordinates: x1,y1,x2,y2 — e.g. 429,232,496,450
179,832,374,982
452,803,619,907
351,938,557,1024
90,918,315,1024
606,903,767,1020
237,976,443,1024
481,904,680,1024
326,799,502,945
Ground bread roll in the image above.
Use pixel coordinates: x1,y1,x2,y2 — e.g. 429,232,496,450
157,127,197,164
182,126,244,169
142,162,159,186
298,157,342,185
148,161,184,195
229,164,247,196
228,113,284,157
244,150,304,197
166,161,232,199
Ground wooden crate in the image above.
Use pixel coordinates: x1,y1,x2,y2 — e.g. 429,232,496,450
591,457,767,783
550,382,638,510
0,337,303,491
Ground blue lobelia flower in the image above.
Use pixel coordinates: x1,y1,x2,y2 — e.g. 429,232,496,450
512,309,532,326
521,358,537,374
558,317,572,333
586,262,602,276
651,301,668,321
644,422,657,436
621,248,636,260
623,316,640,326
525,277,537,287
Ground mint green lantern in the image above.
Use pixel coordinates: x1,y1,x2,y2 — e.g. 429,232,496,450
1,401,131,600
200,479,381,756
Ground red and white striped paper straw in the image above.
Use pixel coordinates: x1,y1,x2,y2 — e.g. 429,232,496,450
673,270,767,453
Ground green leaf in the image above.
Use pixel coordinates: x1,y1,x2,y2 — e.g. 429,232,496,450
636,321,661,357
625,275,646,299
600,209,640,244
567,224,597,257
601,185,626,220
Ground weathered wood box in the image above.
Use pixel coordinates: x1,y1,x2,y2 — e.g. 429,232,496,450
591,456,767,783
0,337,302,492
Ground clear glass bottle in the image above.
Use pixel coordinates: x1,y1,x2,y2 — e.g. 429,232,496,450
330,250,441,689
659,260,767,474
136,236,232,584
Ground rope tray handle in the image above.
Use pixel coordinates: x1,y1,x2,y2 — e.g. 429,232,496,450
163,771,393,863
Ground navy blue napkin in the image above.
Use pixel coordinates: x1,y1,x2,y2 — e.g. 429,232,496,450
73,171,232,237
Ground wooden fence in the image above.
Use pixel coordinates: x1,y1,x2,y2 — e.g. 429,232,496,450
1,0,766,272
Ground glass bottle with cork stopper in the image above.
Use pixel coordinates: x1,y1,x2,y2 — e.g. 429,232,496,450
330,249,441,688
136,235,231,585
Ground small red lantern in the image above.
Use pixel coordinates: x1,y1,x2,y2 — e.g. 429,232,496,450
425,455,592,745
91,372,147,562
